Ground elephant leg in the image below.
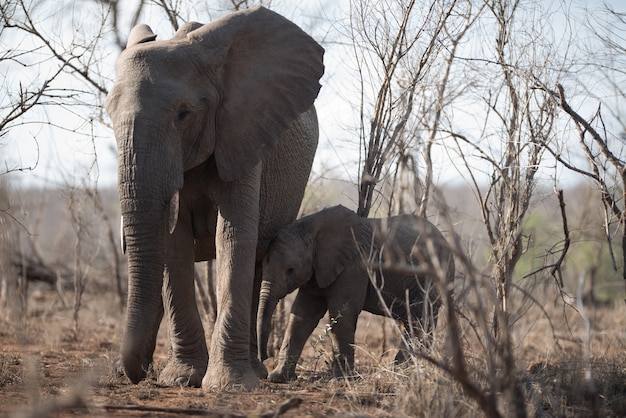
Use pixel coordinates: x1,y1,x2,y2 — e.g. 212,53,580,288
113,303,164,377
159,219,208,387
203,164,262,390
327,304,359,379
408,280,440,349
394,322,413,365
269,289,327,383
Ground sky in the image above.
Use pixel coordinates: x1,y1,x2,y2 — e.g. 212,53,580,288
2,0,625,193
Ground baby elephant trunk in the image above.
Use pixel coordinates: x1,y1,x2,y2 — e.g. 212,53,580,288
257,281,280,361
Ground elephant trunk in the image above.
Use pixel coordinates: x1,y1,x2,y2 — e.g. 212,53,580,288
116,119,182,384
257,281,281,361
119,199,168,384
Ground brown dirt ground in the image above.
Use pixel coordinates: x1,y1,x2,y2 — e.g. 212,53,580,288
2,282,626,417
0,285,408,418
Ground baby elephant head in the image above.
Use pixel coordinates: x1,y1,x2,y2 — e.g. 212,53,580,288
256,205,363,361
257,224,314,360
264,226,316,294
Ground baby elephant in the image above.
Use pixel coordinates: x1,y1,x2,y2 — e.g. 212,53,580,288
257,205,454,382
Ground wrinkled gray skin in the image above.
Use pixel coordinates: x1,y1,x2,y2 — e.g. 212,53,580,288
105,6,324,390
258,205,454,383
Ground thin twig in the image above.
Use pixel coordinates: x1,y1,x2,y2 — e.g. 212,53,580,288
103,397,303,418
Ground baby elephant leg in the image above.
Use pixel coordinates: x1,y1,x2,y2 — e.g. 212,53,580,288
269,290,326,383
412,282,442,350
393,282,441,363
327,306,359,379
396,300,443,364
394,330,412,365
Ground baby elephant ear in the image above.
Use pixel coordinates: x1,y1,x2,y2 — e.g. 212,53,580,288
314,249,344,289
126,24,157,48
312,206,361,289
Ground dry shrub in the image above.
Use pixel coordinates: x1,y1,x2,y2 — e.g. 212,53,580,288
526,358,626,416
395,361,477,417
0,353,22,388
378,286,626,417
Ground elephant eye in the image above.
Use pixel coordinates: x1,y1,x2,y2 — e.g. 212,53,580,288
177,109,190,122
286,267,295,275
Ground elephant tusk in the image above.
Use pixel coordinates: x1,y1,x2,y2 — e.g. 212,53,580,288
168,190,180,234
120,215,126,254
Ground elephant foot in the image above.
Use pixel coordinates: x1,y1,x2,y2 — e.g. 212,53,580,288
202,359,258,390
332,361,357,380
159,360,206,388
394,349,410,365
111,356,125,378
251,355,268,379
267,367,297,383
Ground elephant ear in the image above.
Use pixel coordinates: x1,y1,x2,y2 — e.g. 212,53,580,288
172,21,204,40
313,206,364,289
190,6,324,182
126,24,157,48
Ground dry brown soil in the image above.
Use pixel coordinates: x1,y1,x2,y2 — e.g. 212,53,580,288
3,282,626,417
0,286,406,418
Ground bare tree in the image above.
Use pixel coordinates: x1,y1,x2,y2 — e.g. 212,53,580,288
529,5,626,293
344,0,599,415
445,2,573,413
541,84,626,281
1,0,112,180
346,0,534,415
226,0,275,12
350,0,456,217
96,0,147,49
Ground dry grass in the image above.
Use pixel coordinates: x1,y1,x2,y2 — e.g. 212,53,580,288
0,282,625,417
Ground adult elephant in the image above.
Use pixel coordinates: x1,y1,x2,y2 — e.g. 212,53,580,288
105,6,324,390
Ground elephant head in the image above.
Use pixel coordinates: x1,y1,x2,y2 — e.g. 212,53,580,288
106,7,324,384
257,205,365,361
